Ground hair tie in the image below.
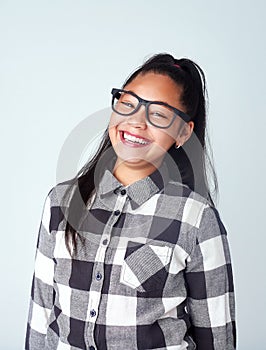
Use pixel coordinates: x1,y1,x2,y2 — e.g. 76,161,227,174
174,63,181,68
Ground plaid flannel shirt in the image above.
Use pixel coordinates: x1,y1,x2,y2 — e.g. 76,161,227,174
25,163,236,350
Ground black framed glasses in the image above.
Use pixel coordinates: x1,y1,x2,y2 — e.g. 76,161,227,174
111,88,191,129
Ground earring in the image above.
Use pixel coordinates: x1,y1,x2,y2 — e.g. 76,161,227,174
175,144,182,149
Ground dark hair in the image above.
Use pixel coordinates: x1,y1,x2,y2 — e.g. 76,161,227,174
63,53,218,252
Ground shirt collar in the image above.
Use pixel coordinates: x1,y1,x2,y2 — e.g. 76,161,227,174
97,162,170,209
98,169,122,196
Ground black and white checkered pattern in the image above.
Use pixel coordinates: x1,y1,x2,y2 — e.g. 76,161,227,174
25,164,236,350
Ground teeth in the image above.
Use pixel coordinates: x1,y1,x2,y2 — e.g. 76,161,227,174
123,132,149,145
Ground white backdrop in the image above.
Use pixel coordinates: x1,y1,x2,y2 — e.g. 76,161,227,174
1,1,265,349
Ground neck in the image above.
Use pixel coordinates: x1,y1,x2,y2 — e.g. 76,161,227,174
112,160,161,186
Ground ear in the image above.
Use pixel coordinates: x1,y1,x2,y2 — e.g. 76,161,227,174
175,121,194,147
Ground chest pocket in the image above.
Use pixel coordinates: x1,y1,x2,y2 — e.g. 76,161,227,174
120,241,172,292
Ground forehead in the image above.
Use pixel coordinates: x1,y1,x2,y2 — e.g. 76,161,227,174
124,72,183,107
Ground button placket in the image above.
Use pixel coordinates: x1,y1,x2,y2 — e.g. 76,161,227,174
96,272,102,281
112,190,127,221
102,238,108,245
120,189,126,196
87,189,128,348
90,309,97,317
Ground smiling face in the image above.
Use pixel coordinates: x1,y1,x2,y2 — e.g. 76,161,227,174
109,72,194,180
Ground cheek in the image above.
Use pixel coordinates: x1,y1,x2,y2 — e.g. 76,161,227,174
109,112,123,129
161,121,184,143
153,129,177,147
108,114,118,144
108,125,117,146
109,113,126,147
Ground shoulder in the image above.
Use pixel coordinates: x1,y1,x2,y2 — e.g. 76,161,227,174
177,185,228,246
197,204,228,243
46,179,77,207
48,179,74,202
165,179,213,229
42,180,77,233
167,182,228,254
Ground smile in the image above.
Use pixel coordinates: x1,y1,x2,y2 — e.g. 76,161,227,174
120,131,151,146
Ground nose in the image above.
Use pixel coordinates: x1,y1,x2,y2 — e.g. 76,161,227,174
127,105,147,129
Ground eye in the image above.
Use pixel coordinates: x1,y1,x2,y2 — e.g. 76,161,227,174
121,101,135,109
149,104,173,121
151,111,168,119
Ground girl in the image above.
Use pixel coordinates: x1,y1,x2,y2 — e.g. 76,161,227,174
25,53,236,350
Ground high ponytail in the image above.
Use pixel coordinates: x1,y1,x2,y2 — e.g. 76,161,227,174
122,53,218,205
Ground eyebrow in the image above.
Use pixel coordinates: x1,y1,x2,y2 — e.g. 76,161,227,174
124,89,175,106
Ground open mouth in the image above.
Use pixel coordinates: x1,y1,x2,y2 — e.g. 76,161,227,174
120,131,151,146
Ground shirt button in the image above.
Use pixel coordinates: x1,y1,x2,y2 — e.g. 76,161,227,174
102,239,108,245
114,210,120,216
90,309,96,317
120,189,126,195
89,347,95,350
96,272,102,280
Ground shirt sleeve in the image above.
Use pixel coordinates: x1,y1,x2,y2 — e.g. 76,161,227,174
25,190,56,350
185,206,236,350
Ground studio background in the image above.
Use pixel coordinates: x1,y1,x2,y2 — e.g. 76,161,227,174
1,1,265,349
